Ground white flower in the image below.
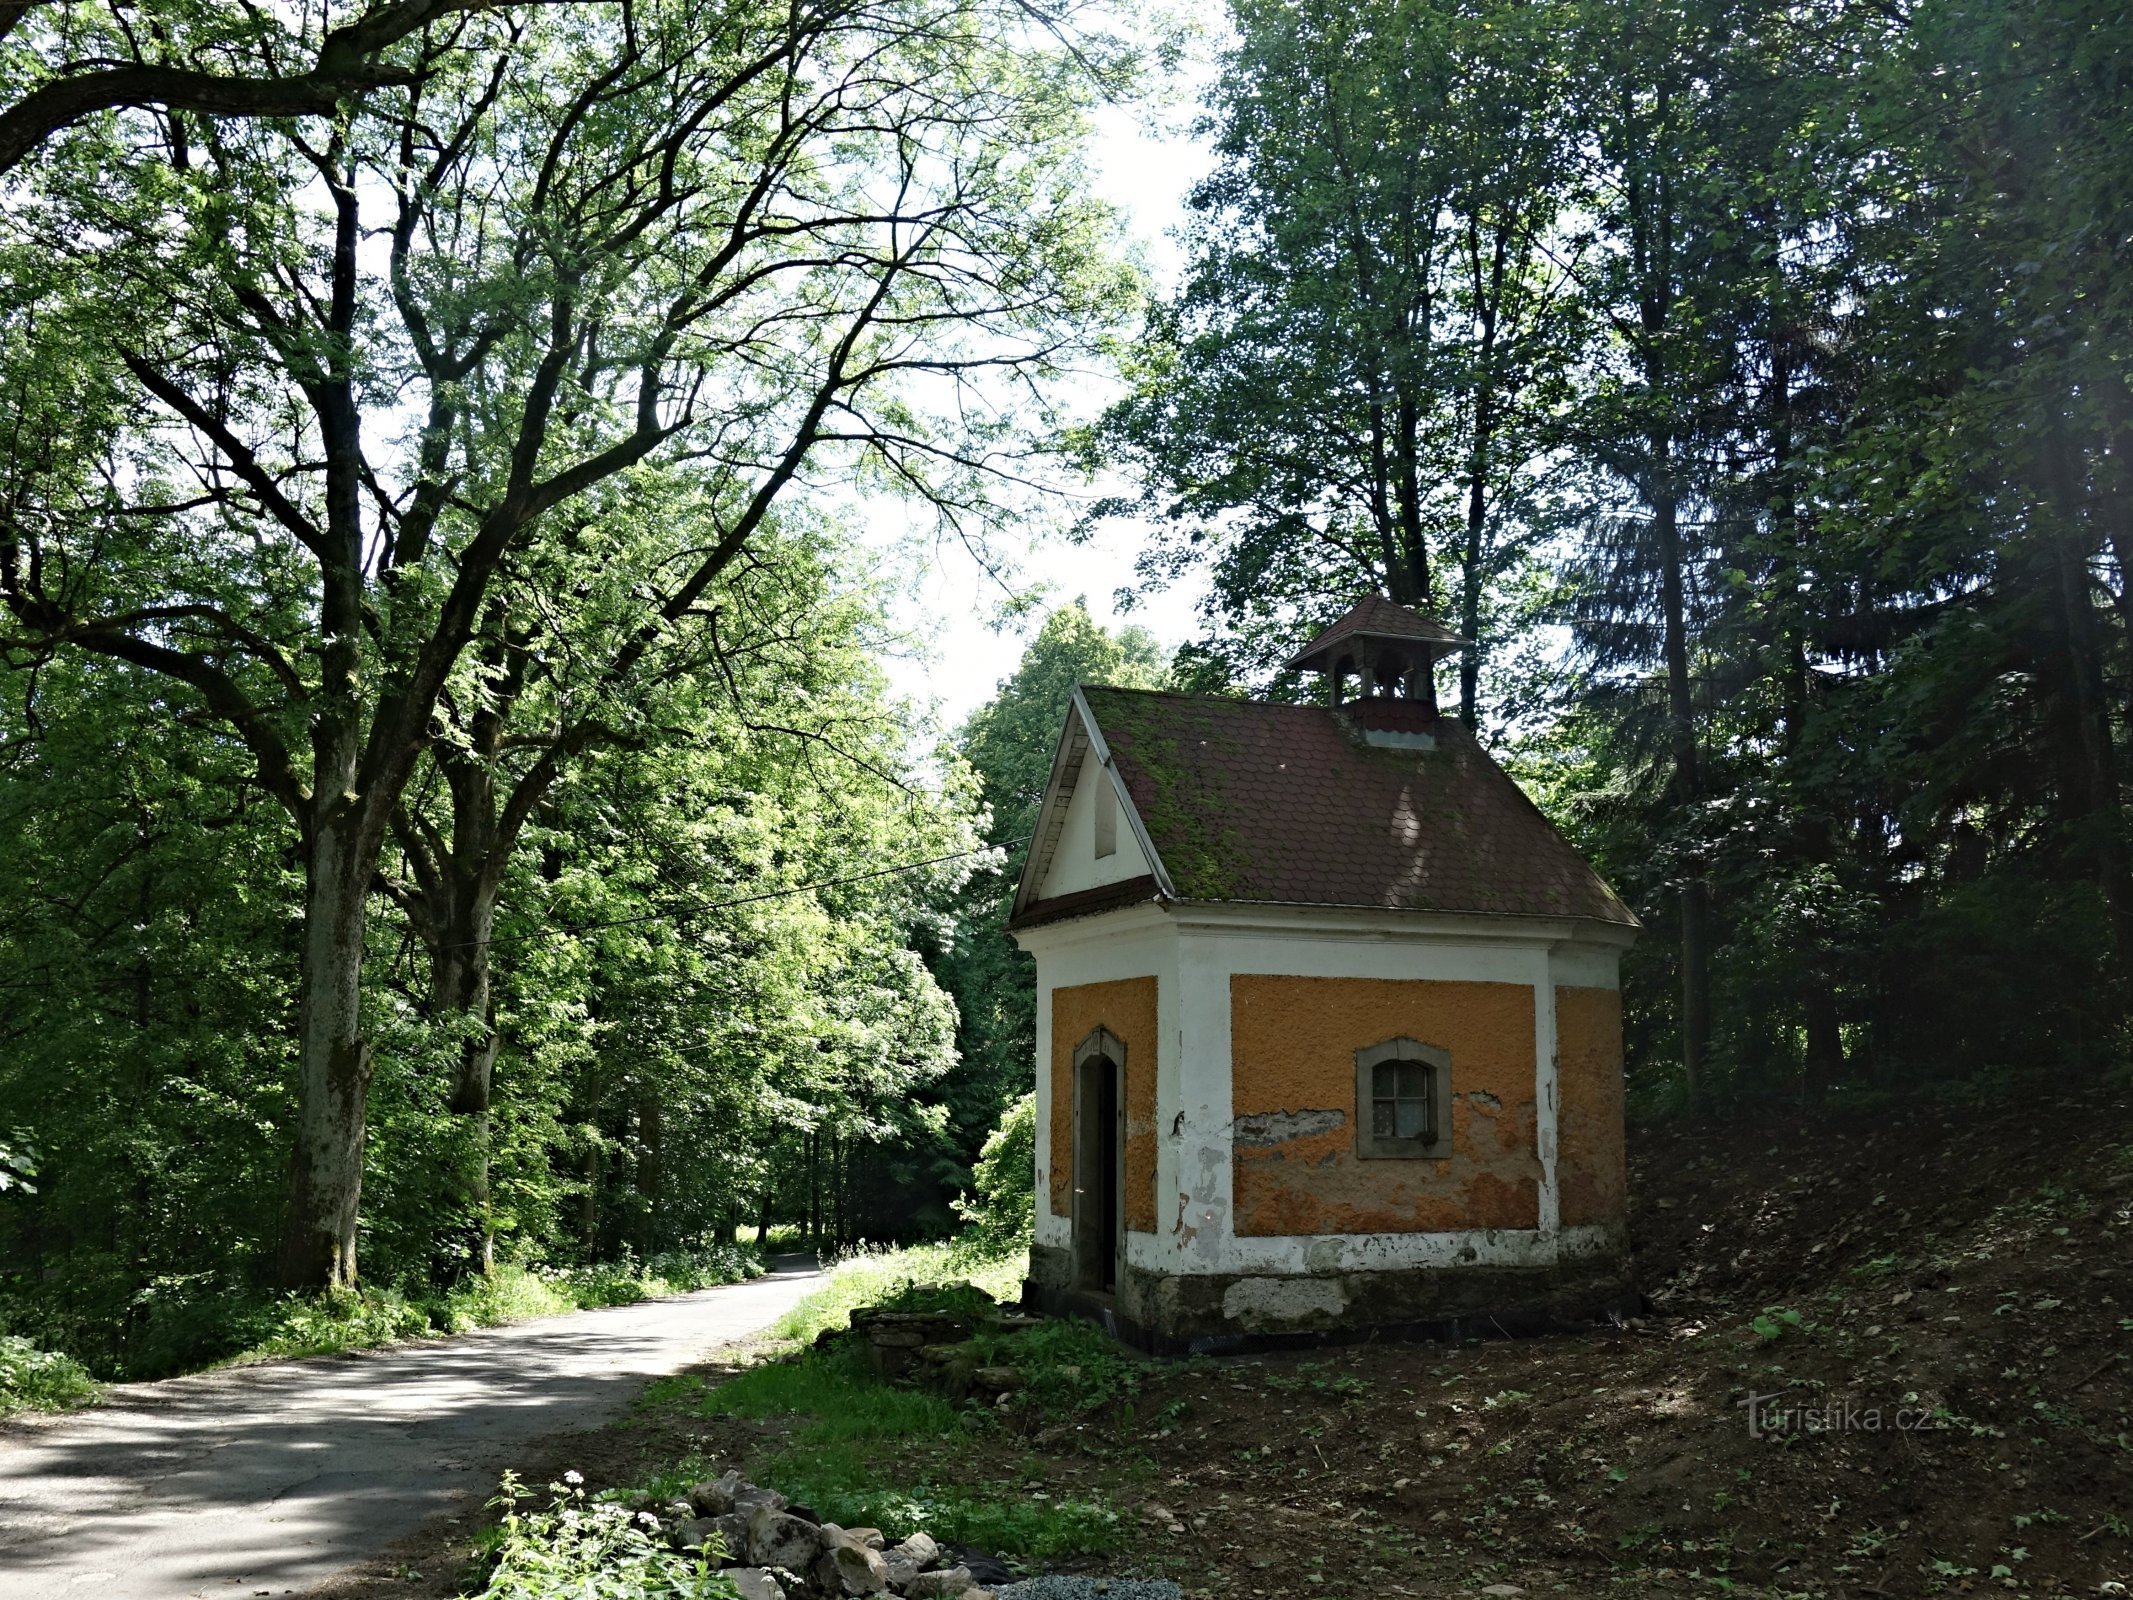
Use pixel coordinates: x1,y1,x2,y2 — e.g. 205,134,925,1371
563,1469,584,1486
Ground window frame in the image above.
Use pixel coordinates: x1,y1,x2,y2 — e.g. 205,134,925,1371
1354,1037,1454,1160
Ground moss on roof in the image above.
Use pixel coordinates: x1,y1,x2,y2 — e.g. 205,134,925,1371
1077,686,1636,926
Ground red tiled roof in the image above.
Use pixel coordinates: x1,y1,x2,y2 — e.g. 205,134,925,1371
1286,595,1469,672
1076,687,1638,928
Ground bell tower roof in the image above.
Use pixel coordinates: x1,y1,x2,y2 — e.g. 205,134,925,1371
1286,595,1469,705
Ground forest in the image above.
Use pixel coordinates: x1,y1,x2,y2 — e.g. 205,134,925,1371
1,0,2129,1401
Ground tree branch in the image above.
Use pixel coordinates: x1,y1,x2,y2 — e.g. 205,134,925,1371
0,0,501,176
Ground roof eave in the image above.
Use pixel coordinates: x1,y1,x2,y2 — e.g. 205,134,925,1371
1161,896,1642,942
1284,630,1473,673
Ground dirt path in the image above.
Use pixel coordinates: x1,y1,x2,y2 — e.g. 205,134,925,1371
0,1257,823,1600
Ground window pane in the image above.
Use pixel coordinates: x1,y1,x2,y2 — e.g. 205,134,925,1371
1399,1061,1427,1099
1373,1062,1398,1098
1395,1099,1429,1138
1371,1100,1397,1138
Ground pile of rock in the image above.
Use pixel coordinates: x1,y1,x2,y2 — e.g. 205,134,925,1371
838,1285,1043,1398
661,1468,998,1600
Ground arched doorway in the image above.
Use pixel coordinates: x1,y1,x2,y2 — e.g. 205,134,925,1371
1071,1027,1125,1294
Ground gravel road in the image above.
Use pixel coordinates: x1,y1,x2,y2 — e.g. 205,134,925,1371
0,1258,824,1600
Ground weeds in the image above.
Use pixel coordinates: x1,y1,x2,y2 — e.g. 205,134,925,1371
479,1471,731,1598
757,1445,1120,1558
672,1247,1129,1562
704,1346,964,1444
0,1333,99,1414
970,1315,1147,1420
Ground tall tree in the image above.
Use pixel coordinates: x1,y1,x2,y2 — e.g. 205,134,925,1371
1098,0,1584,718
0,0,1134,1287
1559,0,1741,1108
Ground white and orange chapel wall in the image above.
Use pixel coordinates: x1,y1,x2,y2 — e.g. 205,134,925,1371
1022,909,1630,1278
1155,918,1628,1278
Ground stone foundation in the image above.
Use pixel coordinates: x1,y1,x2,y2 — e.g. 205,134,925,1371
1025,1240,1636,1354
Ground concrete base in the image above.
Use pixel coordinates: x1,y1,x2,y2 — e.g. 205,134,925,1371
1024,1240,1636,1355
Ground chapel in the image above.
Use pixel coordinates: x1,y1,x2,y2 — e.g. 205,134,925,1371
1008,595,1640,1349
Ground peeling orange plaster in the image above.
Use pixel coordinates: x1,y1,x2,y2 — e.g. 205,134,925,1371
1228,974,1540,1236
1554,985,1627,1227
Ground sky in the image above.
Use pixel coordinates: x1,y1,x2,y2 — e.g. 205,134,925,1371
872,88,1216,733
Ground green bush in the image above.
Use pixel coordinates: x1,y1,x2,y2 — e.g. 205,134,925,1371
438,1267,580,1332
480,1472,735,1598
954,1092,1035,1251
231,1245,765,1367
0,1333,99,1414
643,1245,764,1294
244,1287,437,1361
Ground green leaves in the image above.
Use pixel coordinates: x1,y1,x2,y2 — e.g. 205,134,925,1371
1750,1307,1807,1342
1098,0,1590,722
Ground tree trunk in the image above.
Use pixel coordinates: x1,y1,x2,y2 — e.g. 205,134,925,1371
427,855,501,1272
276,168,381,1292
1460,402,1490,728
1766,316,1846,1105
2043,422,2133,1009
429,905,498,1272
1802,986,1845,1103
1458,214,1505,730
807,1131,821,1246
1652,468,1712,1111
636,1092,664,1255
277,815,375,1289
579,1142,601,1253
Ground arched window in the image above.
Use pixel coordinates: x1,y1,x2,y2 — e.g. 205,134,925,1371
1355,1037,1453,1159
1073,1026,1124,1073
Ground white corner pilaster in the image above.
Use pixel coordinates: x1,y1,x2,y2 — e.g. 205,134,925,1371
1167,928,1235,1270
1533,951,1560,1250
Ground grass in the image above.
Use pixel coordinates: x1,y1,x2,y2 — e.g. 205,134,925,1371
767,1241,1026,1346
756,1446,1122,1558
672,1344,1122,1558
637,1241,1126,1561
968,1314,1150,1421
0,1333,100,1415
231,1244,765,1367
701,1345,964,1443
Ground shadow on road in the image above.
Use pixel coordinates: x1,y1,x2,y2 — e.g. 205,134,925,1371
0,1255,824,1600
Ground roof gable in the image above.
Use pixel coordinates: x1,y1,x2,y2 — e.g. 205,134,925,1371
1010,689,1172,927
